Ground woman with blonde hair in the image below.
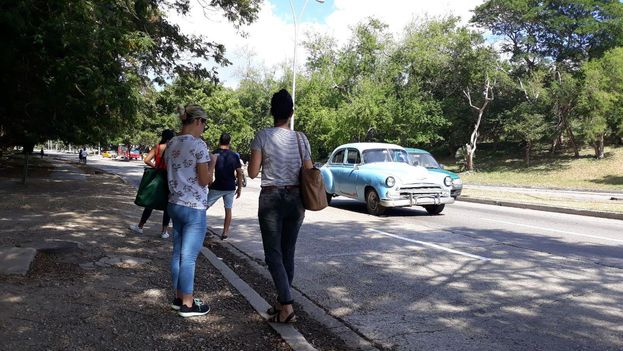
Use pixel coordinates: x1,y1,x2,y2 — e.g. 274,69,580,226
165,104,216,317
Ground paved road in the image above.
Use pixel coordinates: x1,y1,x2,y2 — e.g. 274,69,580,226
82,155,623,351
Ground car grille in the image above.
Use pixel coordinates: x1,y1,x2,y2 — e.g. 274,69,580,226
398,184,443,195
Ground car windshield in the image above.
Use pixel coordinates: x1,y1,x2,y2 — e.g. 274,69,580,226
408,153,440,168
362,149,409,164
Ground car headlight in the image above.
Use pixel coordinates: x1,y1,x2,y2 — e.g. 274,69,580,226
443,176,452,187
385,176,396,187
452,178,462,186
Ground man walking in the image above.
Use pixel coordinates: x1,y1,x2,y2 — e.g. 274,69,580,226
206,133,243,239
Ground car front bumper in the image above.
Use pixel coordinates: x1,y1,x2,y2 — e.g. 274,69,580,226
380,194,455,207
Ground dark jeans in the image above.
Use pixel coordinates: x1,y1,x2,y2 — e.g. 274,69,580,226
140,207,171,228
258,187,305,305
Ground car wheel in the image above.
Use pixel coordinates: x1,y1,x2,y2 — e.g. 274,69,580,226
326,192,333,205
424,204,445,215
366,189,386,216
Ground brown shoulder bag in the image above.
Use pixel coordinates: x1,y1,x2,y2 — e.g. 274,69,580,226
296,132,328,211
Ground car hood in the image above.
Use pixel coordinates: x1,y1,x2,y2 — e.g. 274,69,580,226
427,168,460,179
360,162,433,184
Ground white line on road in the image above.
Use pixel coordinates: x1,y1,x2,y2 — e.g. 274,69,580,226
480,218,623,244
368,228,491,261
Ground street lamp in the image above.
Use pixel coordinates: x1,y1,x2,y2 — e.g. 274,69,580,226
289,0,324,130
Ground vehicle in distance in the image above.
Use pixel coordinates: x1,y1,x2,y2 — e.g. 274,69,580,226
321,143,454,215
404,147,462,199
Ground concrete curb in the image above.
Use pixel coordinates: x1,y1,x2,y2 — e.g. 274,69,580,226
200,246,319,351
458,197,623,220
221,242,380,351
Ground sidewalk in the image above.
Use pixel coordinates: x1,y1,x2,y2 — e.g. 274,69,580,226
0,157,300,350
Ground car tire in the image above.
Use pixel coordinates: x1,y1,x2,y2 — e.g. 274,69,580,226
424,204,445,215
326,192,333,205
366,189,386,216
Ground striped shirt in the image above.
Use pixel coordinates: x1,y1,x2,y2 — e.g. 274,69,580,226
250,128,311,187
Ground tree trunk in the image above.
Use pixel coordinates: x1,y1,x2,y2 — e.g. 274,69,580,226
466,144,474,171
594,134,605,159
566,126,580,158
525,141,531,166
21,153,30,185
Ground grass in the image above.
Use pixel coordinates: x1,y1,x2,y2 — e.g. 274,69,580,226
461,188,623,214
441,145,623,192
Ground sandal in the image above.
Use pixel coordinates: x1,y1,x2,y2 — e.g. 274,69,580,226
266,305,280,316
269,311,296,323
220,233,229,240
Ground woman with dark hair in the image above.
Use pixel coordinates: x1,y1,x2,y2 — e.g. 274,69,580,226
248,89,313,323
129,129,176,238
166,104,216,317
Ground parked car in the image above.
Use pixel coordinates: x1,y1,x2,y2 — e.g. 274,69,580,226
320,143,454,215
404,148,462,199
129,149,142,160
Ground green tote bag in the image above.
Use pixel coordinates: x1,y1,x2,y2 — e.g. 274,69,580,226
134,168,169,210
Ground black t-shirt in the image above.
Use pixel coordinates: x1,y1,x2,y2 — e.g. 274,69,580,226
209,148,241,191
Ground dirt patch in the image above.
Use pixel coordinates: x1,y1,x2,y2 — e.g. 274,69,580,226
0,153,54,178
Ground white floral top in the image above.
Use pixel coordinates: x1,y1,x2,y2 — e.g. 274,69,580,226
165,135,211,209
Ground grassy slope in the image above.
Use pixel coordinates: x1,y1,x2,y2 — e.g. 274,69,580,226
443,146,623,192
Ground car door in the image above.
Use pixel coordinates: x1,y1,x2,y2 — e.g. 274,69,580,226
339,148,361,197
328,149,347,194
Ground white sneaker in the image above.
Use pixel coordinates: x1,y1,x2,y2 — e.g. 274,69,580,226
161,231,170,239
129,224,143,235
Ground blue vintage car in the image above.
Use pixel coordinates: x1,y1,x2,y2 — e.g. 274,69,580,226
321,143,454,215
404,148,463,199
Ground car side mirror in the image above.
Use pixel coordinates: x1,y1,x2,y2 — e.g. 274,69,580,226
353,163,360,170
439,163,445,169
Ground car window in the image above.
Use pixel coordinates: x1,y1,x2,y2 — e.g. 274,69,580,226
346,149,361,164
408,153,440,168
331,149,345,164
391,149,409,163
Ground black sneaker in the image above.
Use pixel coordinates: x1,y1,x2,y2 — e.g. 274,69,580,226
171,298,182,311
178,298,210,317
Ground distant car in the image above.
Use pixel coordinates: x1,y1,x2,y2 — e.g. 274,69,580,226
404,148,462,199
102,150,117,158
320,143,454,215
129,149,142,160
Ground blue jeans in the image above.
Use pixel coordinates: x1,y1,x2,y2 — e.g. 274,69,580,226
168,203,207,294
258,188,305,305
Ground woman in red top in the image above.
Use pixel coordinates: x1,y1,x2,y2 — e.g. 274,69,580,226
129,129,176,238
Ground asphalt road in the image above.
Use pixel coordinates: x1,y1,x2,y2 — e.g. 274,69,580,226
82,154,623,351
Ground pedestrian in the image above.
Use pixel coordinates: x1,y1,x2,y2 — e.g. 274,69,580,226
205,132,243,240
165,104,216,317
248,89,313,323
129,129,176,238
40,148,44,158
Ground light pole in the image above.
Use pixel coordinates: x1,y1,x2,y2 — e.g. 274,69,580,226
289,0,324,130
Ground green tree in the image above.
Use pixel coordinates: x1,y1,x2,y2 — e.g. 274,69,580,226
579,47,623,158
0,0,260,151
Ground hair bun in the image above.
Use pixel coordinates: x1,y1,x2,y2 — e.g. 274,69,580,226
177,105,187,121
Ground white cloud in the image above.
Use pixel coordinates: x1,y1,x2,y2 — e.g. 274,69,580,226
167,0,485,88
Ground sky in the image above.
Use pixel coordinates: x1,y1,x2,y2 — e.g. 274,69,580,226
168,0,486,88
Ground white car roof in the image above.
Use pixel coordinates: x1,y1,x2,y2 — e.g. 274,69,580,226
333,142,405,152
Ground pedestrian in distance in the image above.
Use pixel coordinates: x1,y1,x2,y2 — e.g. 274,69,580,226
79,147,88,164
40,148,44,158
248,89,313,324
165,104,216,317
205,132,244,240
129,129,175,239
